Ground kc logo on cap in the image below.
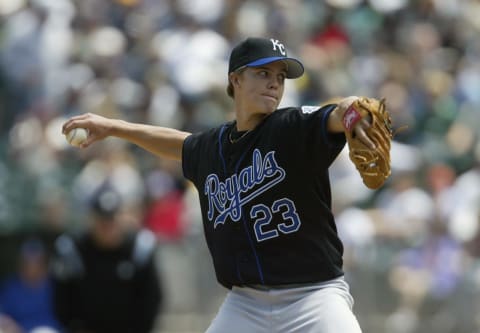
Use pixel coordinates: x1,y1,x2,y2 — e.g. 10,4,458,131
270,39,286,56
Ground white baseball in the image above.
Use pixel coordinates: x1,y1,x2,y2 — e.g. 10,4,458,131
65,128,89,147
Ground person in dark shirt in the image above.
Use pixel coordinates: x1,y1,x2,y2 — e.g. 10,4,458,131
51,183,163,333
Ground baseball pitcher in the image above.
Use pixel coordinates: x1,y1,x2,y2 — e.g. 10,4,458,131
62,37,393,332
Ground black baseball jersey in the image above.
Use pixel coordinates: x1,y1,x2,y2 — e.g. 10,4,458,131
182,104,346,289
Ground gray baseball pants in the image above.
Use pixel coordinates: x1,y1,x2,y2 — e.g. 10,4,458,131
206,276,362,333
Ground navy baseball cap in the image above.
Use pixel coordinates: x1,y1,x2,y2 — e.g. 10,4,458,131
90,184,122,219
228,37,304,79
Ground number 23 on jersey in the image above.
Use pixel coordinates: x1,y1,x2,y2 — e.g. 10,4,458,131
251,198,302,242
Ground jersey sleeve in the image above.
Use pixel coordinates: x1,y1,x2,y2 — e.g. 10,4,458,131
293,104,346,167
182,130,215,185
301,104,345,147
182,133,199,183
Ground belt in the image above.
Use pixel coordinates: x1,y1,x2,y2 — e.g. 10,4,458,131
244,282,318,290
242,276,345,291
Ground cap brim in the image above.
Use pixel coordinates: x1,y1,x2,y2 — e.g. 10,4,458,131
246,57,304,79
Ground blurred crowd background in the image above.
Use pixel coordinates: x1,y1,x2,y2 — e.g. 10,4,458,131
1,0,480,332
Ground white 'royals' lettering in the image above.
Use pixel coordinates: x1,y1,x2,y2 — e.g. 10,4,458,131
204,149,286,228
270,39,286,56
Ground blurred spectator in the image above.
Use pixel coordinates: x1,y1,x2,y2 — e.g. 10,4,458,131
51,182,162,333
143,159,188,242
386,220,465,333
0,237,62,333
373,171,435,242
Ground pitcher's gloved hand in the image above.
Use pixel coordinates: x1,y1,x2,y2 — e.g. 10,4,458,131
342,97,393,189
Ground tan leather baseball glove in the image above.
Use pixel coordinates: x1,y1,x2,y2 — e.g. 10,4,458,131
342,97,393,189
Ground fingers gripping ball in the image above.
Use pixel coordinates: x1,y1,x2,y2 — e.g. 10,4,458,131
343,97,393,189
65,128,89,147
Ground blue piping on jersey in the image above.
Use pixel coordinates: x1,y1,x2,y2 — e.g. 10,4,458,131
240,214,265,284
219,125,242,282
218,124,265,285
320,105,336,147
218,126,228,173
